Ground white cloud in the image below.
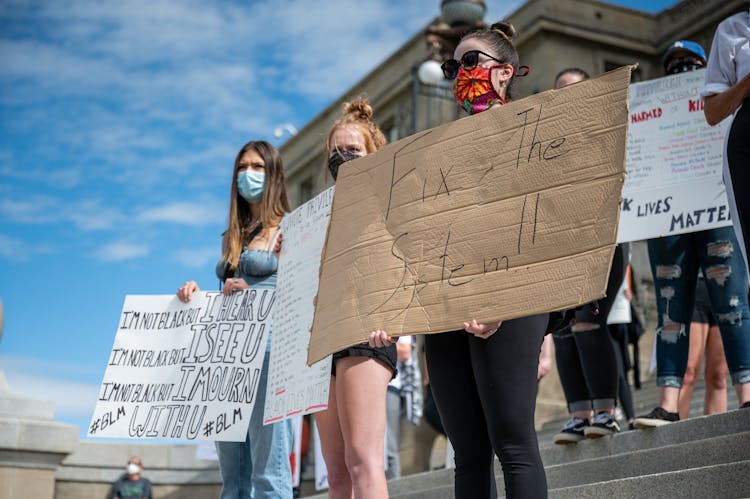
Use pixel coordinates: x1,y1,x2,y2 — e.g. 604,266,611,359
137,201,224,226
3,372,99,423
94,241,150,261
174,246,219,269
0,0,526,238
0,233,23,256
0,195,125,231
0,354,102,424
0,233,52,261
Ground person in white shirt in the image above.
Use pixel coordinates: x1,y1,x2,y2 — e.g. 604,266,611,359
701,9,750,412
702,8,750,275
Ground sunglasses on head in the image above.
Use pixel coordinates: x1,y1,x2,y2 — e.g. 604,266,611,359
441,50,530,80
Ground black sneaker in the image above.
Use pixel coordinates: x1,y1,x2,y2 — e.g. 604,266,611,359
634,407,680,428
553,417,589,444
584,412,620,438
741,401,750,409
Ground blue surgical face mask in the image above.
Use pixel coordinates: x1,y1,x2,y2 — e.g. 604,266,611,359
237,170,265,203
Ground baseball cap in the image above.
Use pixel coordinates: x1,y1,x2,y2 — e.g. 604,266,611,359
662,40,707,69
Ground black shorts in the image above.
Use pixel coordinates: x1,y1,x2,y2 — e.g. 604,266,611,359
332,343,398,379
692,278,717,327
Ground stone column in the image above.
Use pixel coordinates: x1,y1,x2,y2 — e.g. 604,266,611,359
0,372,78,499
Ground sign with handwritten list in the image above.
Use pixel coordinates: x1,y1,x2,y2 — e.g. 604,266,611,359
308,66,633,364
618,69,732,242
264,187,334,424
88,289,273,441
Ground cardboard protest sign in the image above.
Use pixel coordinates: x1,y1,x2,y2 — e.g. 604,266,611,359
308,66,633,364
619,69,733,242
89,290,273,441
264,187,334,424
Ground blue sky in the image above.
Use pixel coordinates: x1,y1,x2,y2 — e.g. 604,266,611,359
1,0,679,438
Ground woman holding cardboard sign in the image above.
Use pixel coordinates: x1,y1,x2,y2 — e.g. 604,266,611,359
176,140,294,499
316,98,398,499
370,21,548,499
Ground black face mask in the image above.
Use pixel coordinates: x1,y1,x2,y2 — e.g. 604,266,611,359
327,150,362,180
666,56,704,75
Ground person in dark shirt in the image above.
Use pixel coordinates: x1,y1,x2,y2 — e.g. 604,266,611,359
109,456,152,499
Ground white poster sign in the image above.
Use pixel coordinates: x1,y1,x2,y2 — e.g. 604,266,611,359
264,187,334,425
313,420,329,491
89,289,273,441
291,415,303,487
619,69,733,242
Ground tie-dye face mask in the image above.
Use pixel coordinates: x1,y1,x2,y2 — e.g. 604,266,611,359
452,65,507,115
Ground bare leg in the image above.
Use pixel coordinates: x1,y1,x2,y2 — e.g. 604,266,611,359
336,357,391,499
678,321,708,420
659,386,681,413
703,325,728,414
316,376,353,499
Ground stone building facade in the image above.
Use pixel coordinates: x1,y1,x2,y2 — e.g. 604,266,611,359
281,0,744,207
2,1,745,498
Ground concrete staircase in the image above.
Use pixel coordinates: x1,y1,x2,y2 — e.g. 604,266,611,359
306,381,750,498
382,412,750,498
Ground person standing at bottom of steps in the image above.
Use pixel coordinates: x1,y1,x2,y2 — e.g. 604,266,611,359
371,21,549,499
550,67,627,444
635,38,750,429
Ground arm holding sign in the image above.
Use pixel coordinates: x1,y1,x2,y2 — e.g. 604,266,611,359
703,72,750,125
702,13,750,126
369,319,502,347
177,280,200,303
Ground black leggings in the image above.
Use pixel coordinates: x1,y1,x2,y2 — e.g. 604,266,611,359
727,98,750,265
609,327,636,420
553,244,627,412
425,314,549,499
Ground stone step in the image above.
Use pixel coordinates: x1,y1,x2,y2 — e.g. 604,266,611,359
547,460,750,499
540,407,749,466
544,431,750,489
385,431,750,498
377,409,750,498
537,378,739,441
305,404,750,498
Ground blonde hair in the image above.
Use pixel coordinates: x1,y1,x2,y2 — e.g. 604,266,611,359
325,97,386,155
220,141,290,270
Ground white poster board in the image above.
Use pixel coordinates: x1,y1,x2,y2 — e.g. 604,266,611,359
313,420,329,491
89,290,273,441
264,187,334,425
607,280,632,325
619,69,733,242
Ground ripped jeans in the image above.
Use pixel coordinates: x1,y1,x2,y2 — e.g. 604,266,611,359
648,226,750,388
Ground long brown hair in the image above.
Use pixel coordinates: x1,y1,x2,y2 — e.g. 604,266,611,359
462,21,520,100
220,140,290,269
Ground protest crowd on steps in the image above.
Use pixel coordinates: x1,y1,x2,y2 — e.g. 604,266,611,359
74,5,750,499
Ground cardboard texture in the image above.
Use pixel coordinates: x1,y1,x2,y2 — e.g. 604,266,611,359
308,66,633,364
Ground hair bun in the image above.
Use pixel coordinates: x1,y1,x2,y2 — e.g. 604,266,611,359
343,98,373,121
490,21,516,40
